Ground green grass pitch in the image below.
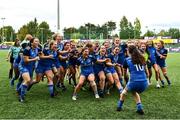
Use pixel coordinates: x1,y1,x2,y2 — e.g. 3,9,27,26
0,50,180,119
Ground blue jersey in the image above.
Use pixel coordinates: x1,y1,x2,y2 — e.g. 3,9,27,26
94,53,106,74
59,52,69,68
156,48,168,67
94,54,106,68
38,49,58,67
105,47,111,55
13,53,22,68
123,57,147,82
14,54,21,64
20,47,40,68
108,53,119,64
68,49,78,66
77,55,96,75
118,44,127,65
57,43,64,51
104,53,117,74
147,46,157,64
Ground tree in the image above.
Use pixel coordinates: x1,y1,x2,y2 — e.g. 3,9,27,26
17,25,28,40
128,22,134,39
0,26,15,42
144,30,155,37
101,23,108,39
95,24,103,39
134,18,141,39
17,19,52,42
26,18,38,37
63,27,78,39
78,26,87,39
157,29,169,36
38,21,52,43
168,28,180,39
119,16,129,39
107,21,116,38
85,23,96,39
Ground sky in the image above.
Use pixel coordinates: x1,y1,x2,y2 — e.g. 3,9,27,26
0,0,180,34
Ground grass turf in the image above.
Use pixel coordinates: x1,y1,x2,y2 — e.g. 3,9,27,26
0,50,180,119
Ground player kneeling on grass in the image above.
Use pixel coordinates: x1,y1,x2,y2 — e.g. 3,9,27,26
72,47,99,100
117,45,148,115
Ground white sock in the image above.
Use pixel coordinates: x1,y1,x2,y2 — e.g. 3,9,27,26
157,81,159,85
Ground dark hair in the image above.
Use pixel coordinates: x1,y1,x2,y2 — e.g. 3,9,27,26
81,47,89,54
63,42,70,50
113,46,119,50
30,38,39,47
159,40,165,48
14,39,20,47
102,42,106,45
30,37,35,44
128,45,146,65
148,40,154,47
85,43,93,48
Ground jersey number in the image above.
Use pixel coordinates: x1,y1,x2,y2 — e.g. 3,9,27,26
134,64,144,71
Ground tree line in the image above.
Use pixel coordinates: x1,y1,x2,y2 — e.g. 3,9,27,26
0,16,180,43
0,18,53,43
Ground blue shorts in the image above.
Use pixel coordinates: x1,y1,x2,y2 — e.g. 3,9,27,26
81,71,94,78
104,67,116,74
19,65,34,78
148,59,157,67
147,61,157,68
68,61,77,67
157,61,166,68
13,62,19,68
60,62,68,69
127,81,148,93
94,67,104,75
36,64,52,74
53,61,61,69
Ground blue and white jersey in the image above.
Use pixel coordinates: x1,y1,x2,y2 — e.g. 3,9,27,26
57,42,64,51
106,48,112,55
14,53,22,65
118,44,127,65
13,53,22,68
94,53,106,69
38,49,58,67
108,53,119,64
147,46,157,63
118,51,126,65
123,57,147,82
59,51,69,66
68,49,78,66
77,55,96,74
156,47,168,67
19,47,40,68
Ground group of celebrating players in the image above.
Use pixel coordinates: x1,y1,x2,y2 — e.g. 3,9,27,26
6,33,171,115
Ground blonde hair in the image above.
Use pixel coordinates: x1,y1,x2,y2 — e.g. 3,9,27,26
25,34,33,40
49,40,56,49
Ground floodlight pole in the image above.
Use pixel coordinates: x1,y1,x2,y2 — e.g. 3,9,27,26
1,17,6,42
57,0,60,33
40,28,44,44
